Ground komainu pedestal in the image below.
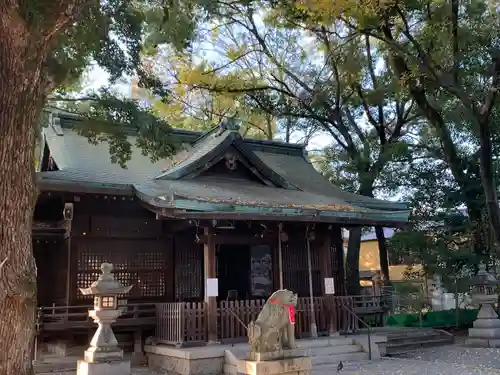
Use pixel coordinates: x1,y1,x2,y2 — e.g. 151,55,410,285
239,290,312,375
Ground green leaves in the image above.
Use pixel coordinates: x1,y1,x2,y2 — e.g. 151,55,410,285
59,89,177,168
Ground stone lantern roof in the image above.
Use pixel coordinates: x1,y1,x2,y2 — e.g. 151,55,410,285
469,264,500,286
79,263,133,296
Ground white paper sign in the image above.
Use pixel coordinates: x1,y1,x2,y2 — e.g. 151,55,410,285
206,278,219,297
324,278,335,295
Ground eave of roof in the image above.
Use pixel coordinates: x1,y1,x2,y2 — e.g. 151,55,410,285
133,179,410,226
37,173,134,195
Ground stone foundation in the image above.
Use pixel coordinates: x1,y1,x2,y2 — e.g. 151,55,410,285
145,345,224,375
77,360,131,375
236,355,312,375
467,304,500,348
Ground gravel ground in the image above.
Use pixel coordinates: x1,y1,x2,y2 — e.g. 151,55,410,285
39,345,500,375
334,357,500,374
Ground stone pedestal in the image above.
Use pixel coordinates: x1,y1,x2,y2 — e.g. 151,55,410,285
237,353,311,375
77,360,131,375
77,309,131,375
248,348,306,362
467,303,500,347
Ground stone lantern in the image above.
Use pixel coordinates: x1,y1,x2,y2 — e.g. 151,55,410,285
466,264,500,347
77,263,133,375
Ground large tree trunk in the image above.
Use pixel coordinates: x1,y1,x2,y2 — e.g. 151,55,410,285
477,118,500,247
0,29,44,375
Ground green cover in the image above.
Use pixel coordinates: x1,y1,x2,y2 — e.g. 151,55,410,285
386,309,482,328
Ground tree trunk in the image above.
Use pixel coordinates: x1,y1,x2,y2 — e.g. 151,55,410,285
374,226,390,283
345,226,362,295
0,38,43,375
477,118,500,247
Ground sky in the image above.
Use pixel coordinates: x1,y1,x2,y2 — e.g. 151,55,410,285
83,64,333,150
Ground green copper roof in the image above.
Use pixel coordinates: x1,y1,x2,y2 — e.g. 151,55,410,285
134,179,409,225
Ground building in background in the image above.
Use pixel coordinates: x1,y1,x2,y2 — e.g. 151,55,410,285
343,228,423,286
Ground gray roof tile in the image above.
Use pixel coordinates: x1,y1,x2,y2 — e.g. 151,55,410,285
40,113,408,219
44,122,171,184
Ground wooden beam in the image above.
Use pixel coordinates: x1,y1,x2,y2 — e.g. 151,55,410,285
164,220,195,233
165,210,409,228
203,226,218,343
318,225,333,294
64,203,74,306
198,233,275,245
331,225,346,296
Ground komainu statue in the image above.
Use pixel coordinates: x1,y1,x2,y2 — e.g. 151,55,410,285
248,289,298,353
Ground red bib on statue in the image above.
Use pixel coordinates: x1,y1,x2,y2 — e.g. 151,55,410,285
268,298,295,324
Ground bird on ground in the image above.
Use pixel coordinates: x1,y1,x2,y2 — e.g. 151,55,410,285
337,360,343,373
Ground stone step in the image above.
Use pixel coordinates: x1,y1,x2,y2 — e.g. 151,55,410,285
224,337,357,362
385,337,454,355
313,351,368,365
308,344,362,357
387,332,440,344
297,337,355,348
223,350,368,375
34,355,79,374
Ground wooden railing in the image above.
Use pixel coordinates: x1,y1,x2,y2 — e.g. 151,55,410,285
155,295,387,347
36,294,388,345
155,302,206,347
37,302,156,332
218,299,266,341
295,297,329,338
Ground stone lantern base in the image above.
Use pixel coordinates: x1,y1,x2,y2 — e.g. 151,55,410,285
77,346,131,375
467,303,500,348
77,360,131,375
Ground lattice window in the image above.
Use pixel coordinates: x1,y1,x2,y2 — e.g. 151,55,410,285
174,235,203,301
282,235,321,297
75,238,167,300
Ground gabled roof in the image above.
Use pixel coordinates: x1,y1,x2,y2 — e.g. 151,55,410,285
38,111,410,225
155,129,295,189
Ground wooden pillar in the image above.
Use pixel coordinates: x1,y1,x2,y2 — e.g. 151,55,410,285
204,226,218,343
331,224,346,296
63,203,74,306
277,223,284,289
305,225,318,338
319,225,333,294
164,233,175,302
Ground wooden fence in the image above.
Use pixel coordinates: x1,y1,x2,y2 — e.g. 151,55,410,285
155,302,206,346
218,299,266,342
37,302,156,332
155,295,379,346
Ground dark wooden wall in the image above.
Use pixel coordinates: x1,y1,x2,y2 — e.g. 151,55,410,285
70,196,172,304
173,229,203,301
36,194,346,306
35,240,67,306
282,230,322,297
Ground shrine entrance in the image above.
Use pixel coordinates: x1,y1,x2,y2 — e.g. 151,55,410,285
216,244,250,301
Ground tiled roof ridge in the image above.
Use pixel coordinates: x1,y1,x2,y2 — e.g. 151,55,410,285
51,111,306,157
